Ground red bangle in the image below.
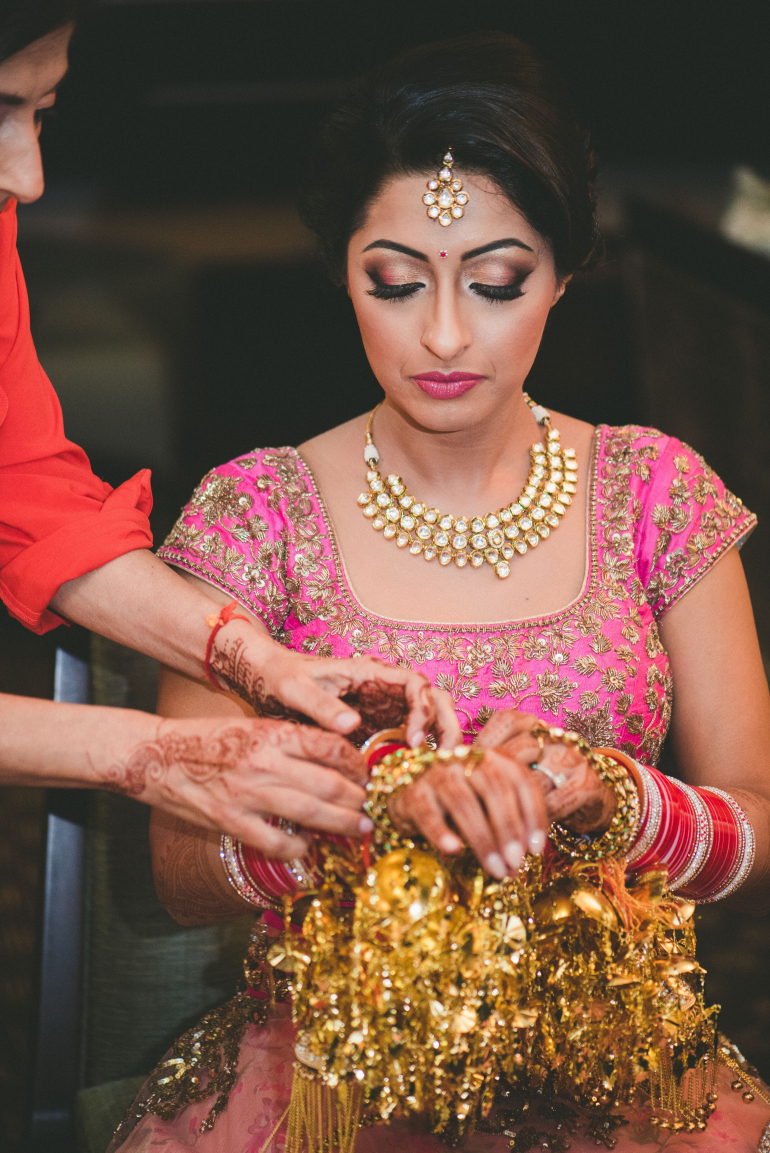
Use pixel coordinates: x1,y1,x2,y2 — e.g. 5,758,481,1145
604,752,755,902
204,599,250,687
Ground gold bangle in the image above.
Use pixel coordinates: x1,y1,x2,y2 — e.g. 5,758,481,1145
530,722,641,861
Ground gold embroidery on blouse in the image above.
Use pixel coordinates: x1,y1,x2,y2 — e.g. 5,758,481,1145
158,426,753,765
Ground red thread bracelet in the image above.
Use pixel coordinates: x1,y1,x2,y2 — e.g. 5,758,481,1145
204,599,250,686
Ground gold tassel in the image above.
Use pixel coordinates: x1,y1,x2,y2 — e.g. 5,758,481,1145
286,1063,364,1153
648,1049,716,1133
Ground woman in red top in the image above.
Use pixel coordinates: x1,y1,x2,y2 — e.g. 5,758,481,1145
0,1,459,854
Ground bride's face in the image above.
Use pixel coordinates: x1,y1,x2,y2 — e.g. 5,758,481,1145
347,172,568,432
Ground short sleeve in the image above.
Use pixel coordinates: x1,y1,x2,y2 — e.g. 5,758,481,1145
157,450,292,638
636,436,756,618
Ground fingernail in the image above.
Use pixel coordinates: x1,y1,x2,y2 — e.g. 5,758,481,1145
503,841,523,870
486,852,507,879
439,833,462,853
529,829,546,855
358,816,374,834
412,731,425,747
336,710,359,730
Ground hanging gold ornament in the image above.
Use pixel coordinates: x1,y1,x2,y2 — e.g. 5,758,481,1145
422,149,469,227
282,738,719,1150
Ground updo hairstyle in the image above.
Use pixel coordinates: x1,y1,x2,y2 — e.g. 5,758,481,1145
300,32,601,284
0,0,94,63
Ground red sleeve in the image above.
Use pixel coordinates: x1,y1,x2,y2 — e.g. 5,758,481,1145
0,200,153,634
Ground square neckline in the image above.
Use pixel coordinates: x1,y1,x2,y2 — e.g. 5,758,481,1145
289,425,605,634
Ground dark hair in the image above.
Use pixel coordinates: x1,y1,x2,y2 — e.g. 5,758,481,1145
0,0,94,64
300,32,601,284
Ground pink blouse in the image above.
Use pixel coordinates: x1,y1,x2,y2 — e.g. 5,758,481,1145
158,425,755,765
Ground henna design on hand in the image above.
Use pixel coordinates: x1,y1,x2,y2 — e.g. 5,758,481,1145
102,718,364,799
211,631,410,745
102,727,255,797
342,681,409,745
209,636,303,720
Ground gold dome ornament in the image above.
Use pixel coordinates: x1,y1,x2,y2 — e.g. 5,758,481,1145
422,149,469,226
358,395,578,579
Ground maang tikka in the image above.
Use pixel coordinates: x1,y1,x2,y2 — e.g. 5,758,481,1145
422,150,469,226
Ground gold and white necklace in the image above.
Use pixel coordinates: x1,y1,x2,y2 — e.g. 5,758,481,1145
357,395,577,579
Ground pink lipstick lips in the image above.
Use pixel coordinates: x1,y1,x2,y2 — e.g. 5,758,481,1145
413,371,485,399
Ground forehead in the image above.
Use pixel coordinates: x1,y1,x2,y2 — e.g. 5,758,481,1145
0,25,71,98
351,171,545,257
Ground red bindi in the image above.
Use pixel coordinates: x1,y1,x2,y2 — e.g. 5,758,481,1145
439,250,448,258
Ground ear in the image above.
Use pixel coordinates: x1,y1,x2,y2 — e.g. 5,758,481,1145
551,274,572,306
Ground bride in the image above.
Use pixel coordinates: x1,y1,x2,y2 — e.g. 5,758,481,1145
112,31,770,1152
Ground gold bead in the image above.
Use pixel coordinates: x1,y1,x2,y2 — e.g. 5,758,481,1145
731,1080,744,1092
742,1091,755,1103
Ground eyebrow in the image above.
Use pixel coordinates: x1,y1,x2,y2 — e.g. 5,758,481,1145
362,239,429,262
0,81,64,107
362,236,534,263
461,238,534,260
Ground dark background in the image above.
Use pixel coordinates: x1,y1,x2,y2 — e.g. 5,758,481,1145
3,1,770,1148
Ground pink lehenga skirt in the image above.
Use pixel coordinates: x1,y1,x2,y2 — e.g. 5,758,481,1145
110,999,770,1153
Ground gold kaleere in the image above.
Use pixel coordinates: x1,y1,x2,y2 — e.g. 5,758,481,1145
358,395,577,578
281,742,720,1151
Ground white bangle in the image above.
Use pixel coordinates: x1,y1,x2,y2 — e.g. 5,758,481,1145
626,761,663,866
220,834,283,913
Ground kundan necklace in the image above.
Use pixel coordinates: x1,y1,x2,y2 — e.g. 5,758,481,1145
357,394,577,579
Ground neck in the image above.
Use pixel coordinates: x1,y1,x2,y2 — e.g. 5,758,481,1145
370,390,542,514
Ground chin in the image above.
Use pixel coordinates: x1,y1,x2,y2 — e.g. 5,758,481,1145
392,387,505,433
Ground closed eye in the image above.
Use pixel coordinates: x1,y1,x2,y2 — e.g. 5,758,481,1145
366,270,424,301
469,279,527,302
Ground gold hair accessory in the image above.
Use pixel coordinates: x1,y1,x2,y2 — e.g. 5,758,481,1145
358,394,578,578
422,149,469,226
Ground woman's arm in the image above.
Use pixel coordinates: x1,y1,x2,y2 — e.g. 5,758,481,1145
51,551,460,747
393,548,770,908
150,656,285,924
658,545,770,907
0,691,370,858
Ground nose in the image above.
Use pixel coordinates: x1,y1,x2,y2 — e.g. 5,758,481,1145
0,118,45,205
420,282,471,363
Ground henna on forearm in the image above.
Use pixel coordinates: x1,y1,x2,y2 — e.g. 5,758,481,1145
152,814,246,925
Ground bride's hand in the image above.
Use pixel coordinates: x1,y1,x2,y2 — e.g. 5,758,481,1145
475,709,616,835
209,624,462,749
387,748,548,878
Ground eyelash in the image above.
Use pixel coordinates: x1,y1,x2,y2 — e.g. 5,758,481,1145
470,280,526,303
35,107,56,124
366,274,527,303
366,277,424,302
